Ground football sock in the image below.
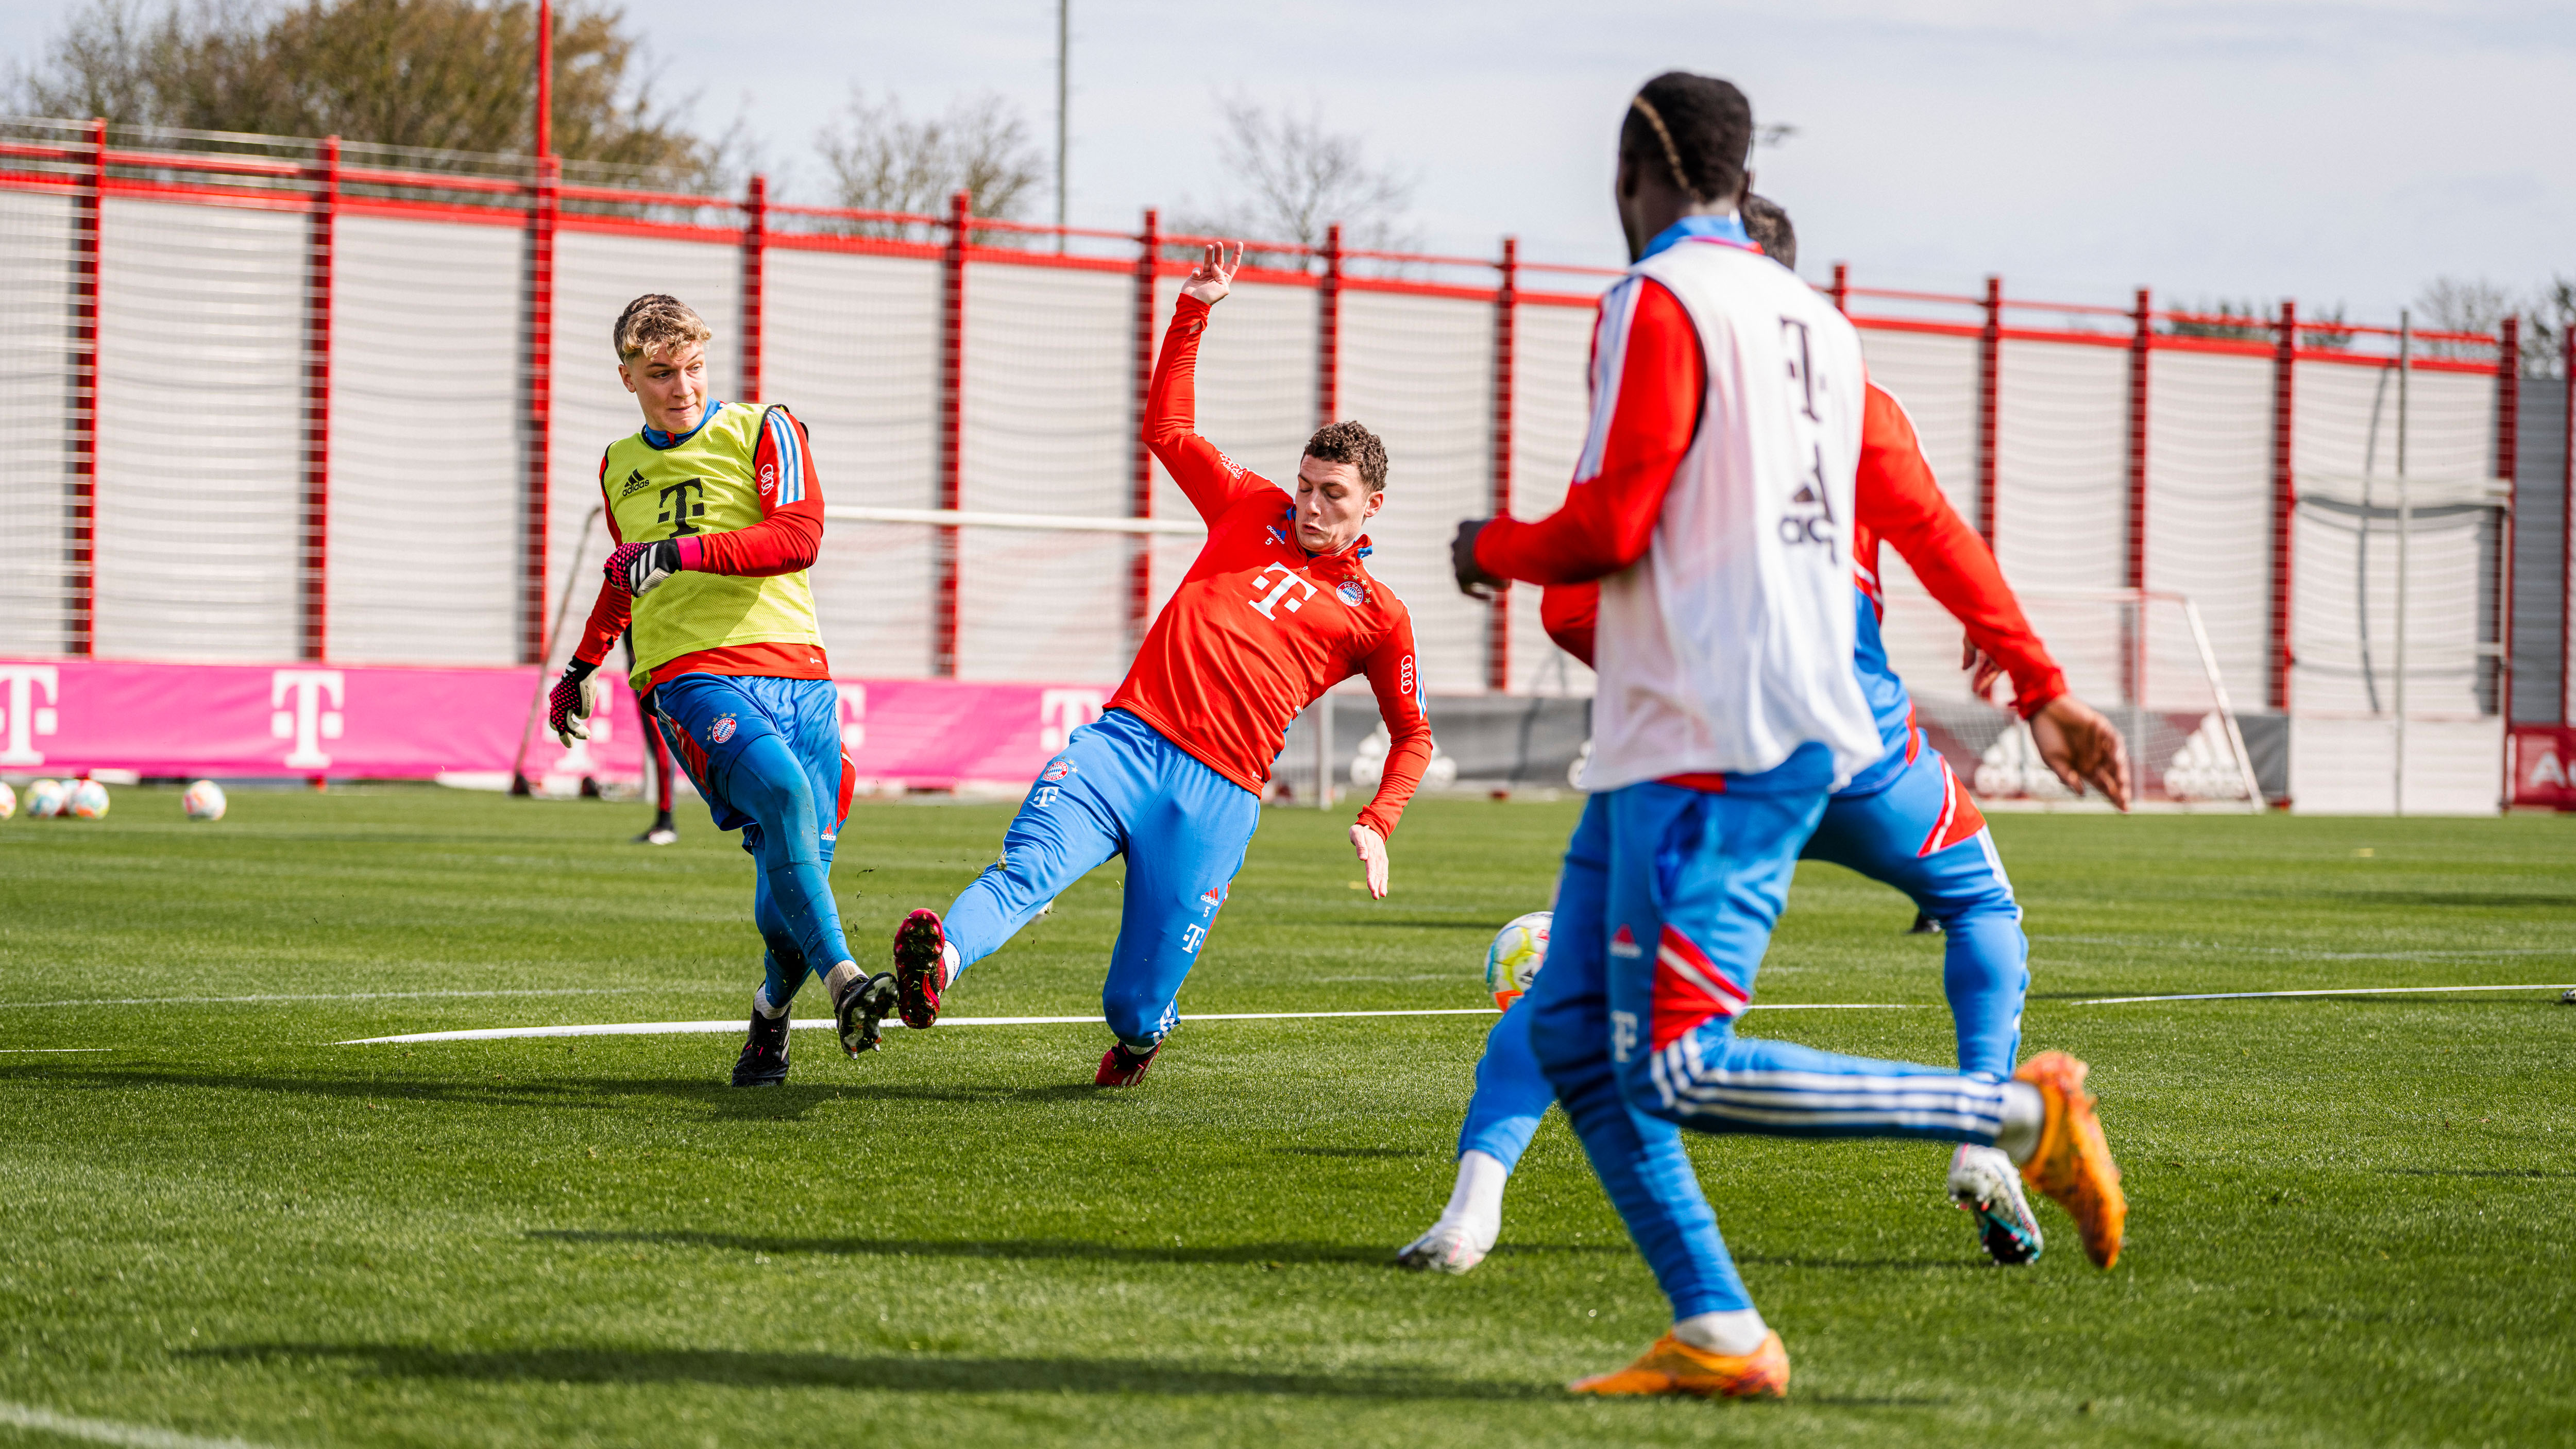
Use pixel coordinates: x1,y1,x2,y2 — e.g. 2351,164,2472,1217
1425,1150,1509,1252
820,960,863,1003
941,940,961,988
1996,1081,2045,1164
1673,1309,1770,1357
753,982,788,1021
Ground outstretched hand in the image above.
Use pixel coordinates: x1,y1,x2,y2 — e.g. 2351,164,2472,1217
1349,823,1390,899
2028,694,2133,812
1181,242,1241,306
1963,637,2006,701
1451,519,1504,600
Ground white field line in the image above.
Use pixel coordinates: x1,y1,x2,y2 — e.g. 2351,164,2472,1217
0,987,657,1011
337,1001,1918,1047
2078,983,2576,1005
0,1399,271,1449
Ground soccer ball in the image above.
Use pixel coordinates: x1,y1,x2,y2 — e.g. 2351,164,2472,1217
67,779,110,819
25,779,67,818
0,781,13,820
1483,910,1553,1010
181,779,228,821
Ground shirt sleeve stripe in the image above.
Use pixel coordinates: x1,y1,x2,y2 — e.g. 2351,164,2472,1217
1573,278,1642,486
765,411,806,505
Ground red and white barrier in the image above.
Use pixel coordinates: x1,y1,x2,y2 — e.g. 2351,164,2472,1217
0,658,1107,793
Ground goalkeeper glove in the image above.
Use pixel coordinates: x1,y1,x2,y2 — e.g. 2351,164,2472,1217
549,658,607,747
606,539,683,597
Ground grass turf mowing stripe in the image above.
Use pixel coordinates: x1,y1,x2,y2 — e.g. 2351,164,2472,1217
336,1001,1923,1046
0,987,660,1010
2078,982,2576,1004
0,1399,269,1449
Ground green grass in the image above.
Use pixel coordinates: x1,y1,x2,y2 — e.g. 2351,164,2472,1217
1,788,2571,1447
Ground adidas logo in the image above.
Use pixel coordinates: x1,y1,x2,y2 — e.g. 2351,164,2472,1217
617,468,651,498
1609,925,1643,959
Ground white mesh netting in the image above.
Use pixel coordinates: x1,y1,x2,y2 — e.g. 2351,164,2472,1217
2145,350,2275,709
0,186,75,655
1146,272,1316,628
1856,330,1983,705
93,197,306,660
1505,297,1601,697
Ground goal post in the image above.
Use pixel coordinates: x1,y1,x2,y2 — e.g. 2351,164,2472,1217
1963,589,2264,809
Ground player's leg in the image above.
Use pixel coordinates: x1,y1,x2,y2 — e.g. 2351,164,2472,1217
890,717,1142,1030
1087,718,1260,1084
657,673,893,1056
1805,744,2040,1260
1607,778,2123,1269
1527,796,1780,1396
625,635,677,845
732,868,806,1086
1398,998,1554,1273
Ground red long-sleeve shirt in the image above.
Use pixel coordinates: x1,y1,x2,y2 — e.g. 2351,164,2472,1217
1110,294,1434,838
1487,281,2063,718
571,404,831,687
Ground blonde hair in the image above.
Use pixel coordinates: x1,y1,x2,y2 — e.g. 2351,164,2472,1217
614,293,712,364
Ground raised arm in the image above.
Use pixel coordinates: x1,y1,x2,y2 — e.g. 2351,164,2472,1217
1856,385,2063,716
1458,278,1703,590
1145,243,1278,525
1345,611,1435,897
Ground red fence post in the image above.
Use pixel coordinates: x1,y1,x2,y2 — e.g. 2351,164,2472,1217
1829,261,1848,315
1317,223,1343,428
1129,208,1161,656
2497,317,2519,726
303,135,338,662
1975,275,2001,543
935,188,969,678
2563,325,2574,724
69,117,103,658
740,173,766,400
1487,236,1518,694
2269,301,2298,714
523,153,557,665
2126,288,2150,595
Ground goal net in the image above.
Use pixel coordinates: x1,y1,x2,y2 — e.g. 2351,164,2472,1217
1958,589,2263,809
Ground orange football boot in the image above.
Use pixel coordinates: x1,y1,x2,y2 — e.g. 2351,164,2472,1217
1568,1330,1789,1400
2015,1050,2126,1268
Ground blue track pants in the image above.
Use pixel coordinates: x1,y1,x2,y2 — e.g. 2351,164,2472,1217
1526,751,2014,1318
1454,735,2027,1167
653,673,855,1007
941,708,1260,1049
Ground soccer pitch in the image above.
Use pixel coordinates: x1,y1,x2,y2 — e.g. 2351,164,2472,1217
1,790,2569,1447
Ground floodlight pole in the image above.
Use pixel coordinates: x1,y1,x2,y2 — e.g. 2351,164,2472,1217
534,0,551,158
1055,0,1069,252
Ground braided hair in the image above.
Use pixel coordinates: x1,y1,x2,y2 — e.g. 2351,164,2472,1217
1620,72,1754,209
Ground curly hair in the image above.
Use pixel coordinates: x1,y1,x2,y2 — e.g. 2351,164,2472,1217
1741,193,1796,271
613,293,712,363
1303,419,1388,491
1621,72,1754,209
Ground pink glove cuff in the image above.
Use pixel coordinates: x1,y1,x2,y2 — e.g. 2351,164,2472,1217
674,535,705,571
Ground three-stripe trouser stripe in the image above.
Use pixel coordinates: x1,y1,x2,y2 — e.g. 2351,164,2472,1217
1647,1033,2009,1138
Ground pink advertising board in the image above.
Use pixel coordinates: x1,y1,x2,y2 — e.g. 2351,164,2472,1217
0,659,1110,791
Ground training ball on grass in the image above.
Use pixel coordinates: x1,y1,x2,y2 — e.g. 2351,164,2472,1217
67,779,110,819
181,779,228,821
1483,910,1552,1010
25,779,66,818
0,780,13,820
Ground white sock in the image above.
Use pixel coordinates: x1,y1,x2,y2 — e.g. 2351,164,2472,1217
820,960,862,1001
1995,1081,2045,1165
1430,1150,1510,1250
1672,1308,1769,1356
753,983,788,1021
940,941,961,988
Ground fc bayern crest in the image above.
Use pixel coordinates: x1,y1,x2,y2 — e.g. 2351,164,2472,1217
709,714,737,744
1337,580,1365,607
1041,759,1075,782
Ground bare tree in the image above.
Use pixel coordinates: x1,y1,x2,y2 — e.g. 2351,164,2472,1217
1182,96,1416,260
8,0,716,177
816,89,1044,227
2416,275,2576,371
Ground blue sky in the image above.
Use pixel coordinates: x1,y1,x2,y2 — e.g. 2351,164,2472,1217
9,0,2572,321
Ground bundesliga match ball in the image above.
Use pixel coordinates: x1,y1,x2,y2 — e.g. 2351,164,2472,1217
0,780,13,820
25,779,67,819
67,779,111,819
1483,910,1553,1010
181,780,229,821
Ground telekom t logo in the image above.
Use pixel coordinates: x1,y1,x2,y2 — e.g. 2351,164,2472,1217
1246,562,1320,619
271,670,345,769
1039,689,1105,752
0,666,60,766
836,684,867,751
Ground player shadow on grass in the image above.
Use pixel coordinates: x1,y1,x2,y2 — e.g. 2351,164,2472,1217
0,1063,1113,1121
191,1342,1558,1401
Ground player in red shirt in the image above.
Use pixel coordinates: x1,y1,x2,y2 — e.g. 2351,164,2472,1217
883,243,1435,1086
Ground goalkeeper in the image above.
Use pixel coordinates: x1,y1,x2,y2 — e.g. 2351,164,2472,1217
550,293,893,1087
